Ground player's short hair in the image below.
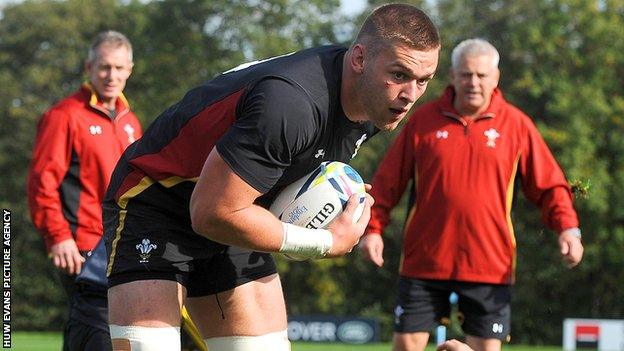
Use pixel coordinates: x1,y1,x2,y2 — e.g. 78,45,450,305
451,38,500,70
354,3,440,56
87,30,133,63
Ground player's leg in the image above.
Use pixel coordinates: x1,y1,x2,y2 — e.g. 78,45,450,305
108,279,185,350
393,332,430,351
187,274,288,350
103,195,202,351
455,282,511,351
393,277,452,351
185,247,289,351
186,274,286,337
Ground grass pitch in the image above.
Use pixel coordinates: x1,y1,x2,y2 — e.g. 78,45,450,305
10,332,562,350
295,342,562,350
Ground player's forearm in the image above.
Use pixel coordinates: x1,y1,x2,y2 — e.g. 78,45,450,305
539,186,579,231
191,203,284,252
366,208,390,235
28,157,72,246
41,227,74,252
28,196,73,251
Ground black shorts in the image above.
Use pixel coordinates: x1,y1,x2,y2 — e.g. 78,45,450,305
394,277,511,340
104,194,277,298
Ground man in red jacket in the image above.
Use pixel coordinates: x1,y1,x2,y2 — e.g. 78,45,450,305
27,30,142,350
359,38,584,351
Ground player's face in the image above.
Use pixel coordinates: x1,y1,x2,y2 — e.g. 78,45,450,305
360,44,439,131
450,54,500,116
86,44,133,108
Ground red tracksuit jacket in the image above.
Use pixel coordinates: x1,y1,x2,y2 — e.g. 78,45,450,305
28,84,142,252
367,86,579,284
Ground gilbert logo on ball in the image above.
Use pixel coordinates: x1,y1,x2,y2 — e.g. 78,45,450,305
270,161,366,229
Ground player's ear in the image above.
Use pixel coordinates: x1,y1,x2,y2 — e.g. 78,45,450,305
350,44,366,74
85,59,93,75
494,68,500,86
124,61,134,79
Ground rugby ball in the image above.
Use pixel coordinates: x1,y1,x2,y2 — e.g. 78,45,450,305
270,161,366,230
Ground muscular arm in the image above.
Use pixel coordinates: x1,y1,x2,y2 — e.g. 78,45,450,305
190,148,283,251
190,148,371,257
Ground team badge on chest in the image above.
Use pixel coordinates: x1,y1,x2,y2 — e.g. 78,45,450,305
124,123,136,143
484,128,500,148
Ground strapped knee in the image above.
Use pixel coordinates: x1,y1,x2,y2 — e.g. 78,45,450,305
205,329,290,351
109,325,181,351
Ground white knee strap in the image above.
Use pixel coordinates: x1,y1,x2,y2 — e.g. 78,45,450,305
109,325,181,351
205,329,290,351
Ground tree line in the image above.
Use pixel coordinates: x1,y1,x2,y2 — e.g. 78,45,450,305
1,0,622,344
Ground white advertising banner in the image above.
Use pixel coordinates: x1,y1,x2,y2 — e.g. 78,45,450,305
563,318,624,351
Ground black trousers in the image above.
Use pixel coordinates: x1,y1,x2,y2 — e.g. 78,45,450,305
65,319,112,351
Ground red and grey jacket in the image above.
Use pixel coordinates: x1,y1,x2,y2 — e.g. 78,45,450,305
367,86,579,285
28,84,142,252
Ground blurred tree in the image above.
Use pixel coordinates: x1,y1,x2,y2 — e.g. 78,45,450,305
0,0,344,331
483,0,624,344
2,0,623,344
344,0,624,344
1,0,130,331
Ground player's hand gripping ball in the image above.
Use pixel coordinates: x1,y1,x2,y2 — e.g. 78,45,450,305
270,161,366,258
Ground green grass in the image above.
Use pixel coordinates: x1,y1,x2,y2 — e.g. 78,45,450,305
10,332,563,351
10,332,62,351
293,343,563,351
295,342,419,350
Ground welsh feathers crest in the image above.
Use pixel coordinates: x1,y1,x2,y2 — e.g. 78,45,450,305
484,128,500,148
136,238,157,263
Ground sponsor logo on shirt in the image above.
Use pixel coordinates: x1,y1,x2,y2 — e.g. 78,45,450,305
484,128,500,148
124,123,136,143
89,125,102,135
351,134,368,159
436,130,449,139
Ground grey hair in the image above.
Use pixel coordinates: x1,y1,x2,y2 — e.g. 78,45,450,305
451,38,499,70
87,30,133,63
